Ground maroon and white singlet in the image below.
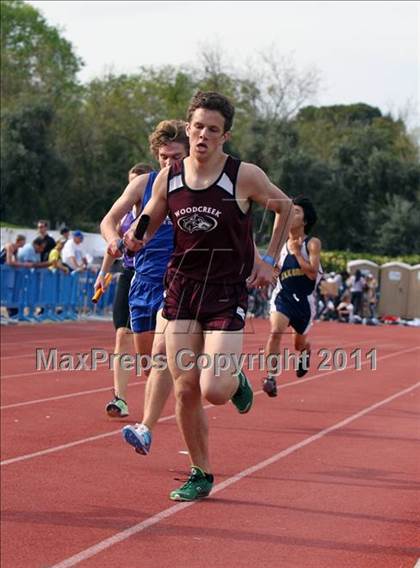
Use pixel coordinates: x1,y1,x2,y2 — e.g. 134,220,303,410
167,155,254,283
162,155,254,330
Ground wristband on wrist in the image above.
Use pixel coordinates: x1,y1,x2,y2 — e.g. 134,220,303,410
99,270,107,277
261,254,276,267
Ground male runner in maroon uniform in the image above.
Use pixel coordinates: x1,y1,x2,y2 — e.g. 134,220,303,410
122,91,293,501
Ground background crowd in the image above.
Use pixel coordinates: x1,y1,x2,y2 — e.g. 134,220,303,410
0,221,95,274
247,269,380,325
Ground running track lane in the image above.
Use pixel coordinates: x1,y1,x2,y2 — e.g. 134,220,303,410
46,381,420,568
1,332,417,461
1,322,419,567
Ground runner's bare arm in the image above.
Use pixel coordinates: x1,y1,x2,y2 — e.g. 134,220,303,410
290,237,322,280
239,164,293,263
238,163,293,285
239,164,292,213
123,169,169,253
100,173,149,253
247,242,278,288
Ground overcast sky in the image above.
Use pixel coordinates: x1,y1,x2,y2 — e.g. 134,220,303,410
31,1,419,124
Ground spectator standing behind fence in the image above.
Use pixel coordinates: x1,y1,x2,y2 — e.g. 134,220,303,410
36,220,56,262
0,235,31,267
365,273,378,320
17,237,49,267
349,269,365,317
48,239,69,273
1,235,31,318
62,230,88,271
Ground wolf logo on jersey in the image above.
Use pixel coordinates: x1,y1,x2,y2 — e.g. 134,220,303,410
178,213,218,233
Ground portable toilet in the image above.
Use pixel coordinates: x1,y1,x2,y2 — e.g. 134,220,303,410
405,264,420,319
347,259,379,280
378,262,410,318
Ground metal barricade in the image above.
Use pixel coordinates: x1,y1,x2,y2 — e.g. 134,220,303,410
0,267,116,323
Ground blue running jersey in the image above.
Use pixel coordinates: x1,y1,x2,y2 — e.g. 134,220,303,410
134,171,174,282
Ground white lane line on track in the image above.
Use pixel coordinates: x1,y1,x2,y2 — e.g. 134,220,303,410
0,361,112,380
3,335,400,408
1,345,418,467
0,338,378,380
1,331,113,347
0,407,182,466
0,382,145,410
47,380,420,568
1,353,42,361
1,345,114,361
1,337,114,350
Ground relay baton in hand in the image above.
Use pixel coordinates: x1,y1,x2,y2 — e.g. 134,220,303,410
123,214,151,258
91,273,113,304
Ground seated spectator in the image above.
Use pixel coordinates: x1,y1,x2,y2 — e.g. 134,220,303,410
48,239,70,273
60,227,70,242
337,292,354,323
317,275,339,320
36,220,56,262
0,235,31,267
62,230,88,271
17,237,49,267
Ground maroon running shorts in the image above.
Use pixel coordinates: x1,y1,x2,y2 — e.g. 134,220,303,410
162,269,248,331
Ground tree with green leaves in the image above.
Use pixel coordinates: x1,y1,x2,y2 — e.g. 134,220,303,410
1,102,69,226
1,0,83,109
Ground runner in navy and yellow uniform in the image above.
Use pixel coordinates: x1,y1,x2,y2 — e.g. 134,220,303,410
262,196,322,397
124,91,293,501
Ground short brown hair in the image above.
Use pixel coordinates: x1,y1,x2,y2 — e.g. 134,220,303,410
128,162,153,177
187,91,235,132
149,120,189,159
16,234,26,243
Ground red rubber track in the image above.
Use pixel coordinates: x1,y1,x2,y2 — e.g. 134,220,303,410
1,320,419,568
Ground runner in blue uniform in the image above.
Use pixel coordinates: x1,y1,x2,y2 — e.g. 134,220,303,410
101,120,189,451
95,163,153,417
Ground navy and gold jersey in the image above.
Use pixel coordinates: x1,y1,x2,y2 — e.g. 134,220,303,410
278,237,321,297
270,237,322,335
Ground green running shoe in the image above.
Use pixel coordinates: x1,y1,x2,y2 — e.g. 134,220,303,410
170,467,214,501
106,396,129,417
231,371,253,414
